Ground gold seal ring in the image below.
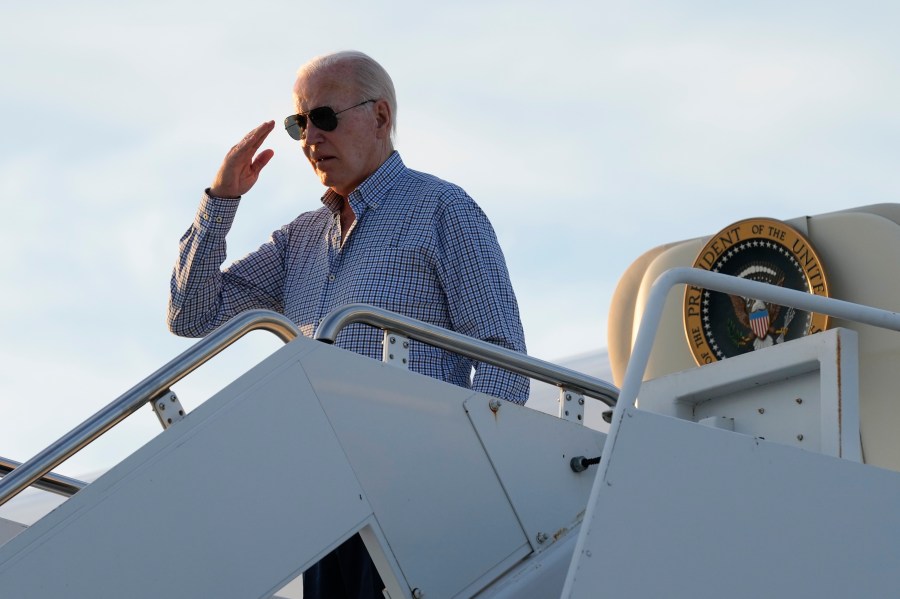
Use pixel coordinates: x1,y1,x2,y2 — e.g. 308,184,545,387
683,217,829,365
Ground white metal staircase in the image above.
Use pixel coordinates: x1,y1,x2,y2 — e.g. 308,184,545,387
5,269,900,597
0,328,606,598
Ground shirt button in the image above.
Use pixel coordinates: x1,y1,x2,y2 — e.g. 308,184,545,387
328,274,336,282
216,216,222,223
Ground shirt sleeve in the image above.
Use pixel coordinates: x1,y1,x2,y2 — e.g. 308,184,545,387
167,191,286,337
434,194,530,404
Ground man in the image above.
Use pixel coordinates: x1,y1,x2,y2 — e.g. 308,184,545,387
168,50,528,598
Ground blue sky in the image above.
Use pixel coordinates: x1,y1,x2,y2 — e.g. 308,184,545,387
1,1,899,480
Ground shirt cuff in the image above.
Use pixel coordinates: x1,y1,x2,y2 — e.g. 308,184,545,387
194,189,241,233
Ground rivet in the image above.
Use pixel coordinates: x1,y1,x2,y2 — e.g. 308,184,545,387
797,434,804,441
795,398,803,404
403,341,409,349
158,402,166,411
577,414,583,420
758,408,765,414
389,354,394,360
565,393,572,401
390,336,396,344
412,589,424,599
578,398,585,405
536,532,548,544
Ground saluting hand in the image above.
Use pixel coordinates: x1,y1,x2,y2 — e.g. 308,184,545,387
209,120,276,198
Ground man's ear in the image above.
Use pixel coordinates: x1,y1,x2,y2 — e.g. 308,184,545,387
373,99,392,139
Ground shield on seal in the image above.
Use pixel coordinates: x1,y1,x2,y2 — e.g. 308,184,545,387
749,306,770,339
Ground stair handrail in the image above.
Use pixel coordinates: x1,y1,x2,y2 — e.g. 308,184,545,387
0,310,301,507
314,303,619,407
614,266,900,418
0,456,86,498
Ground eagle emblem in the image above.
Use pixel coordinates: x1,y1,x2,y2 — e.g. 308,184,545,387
683,218,829,365
727,264,795,350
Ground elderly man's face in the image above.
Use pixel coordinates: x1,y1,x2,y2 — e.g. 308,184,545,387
293,65,389,198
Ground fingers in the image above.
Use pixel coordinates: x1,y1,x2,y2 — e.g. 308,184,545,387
230,120,275,160
252,148,275,174
210,121,276,198
244,120,275,153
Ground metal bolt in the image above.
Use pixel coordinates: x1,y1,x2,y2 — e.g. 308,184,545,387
565,393,572,401
578,398,585,405
536,532,548,544
489,398,502,412
390,336,396,344
412,589,424,599
758,408,765,414
157,402,166,411
797,434,804,441
795,398,803,405
403,341,409,349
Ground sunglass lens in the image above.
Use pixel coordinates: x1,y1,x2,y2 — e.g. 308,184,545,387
284,114,306,140
284,105,341,139
308,107,339,132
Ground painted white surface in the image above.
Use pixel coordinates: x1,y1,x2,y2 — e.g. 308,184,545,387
0,338,375,598
638,327,861,460
564,407,900,598
295,344,531,598
464,394,605,556
0,518,25,546
0,335,610,598
0,348,613,528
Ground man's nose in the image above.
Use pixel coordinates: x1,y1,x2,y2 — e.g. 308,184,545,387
302,122,326,146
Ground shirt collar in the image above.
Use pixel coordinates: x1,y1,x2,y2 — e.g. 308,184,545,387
320,151,405,218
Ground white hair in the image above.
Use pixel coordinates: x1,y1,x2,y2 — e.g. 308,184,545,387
298,50,397,138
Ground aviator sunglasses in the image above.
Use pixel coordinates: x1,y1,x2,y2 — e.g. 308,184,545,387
284,99,376,140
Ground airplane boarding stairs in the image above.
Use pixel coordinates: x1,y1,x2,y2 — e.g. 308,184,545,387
3,269,900,597
0,305,616,598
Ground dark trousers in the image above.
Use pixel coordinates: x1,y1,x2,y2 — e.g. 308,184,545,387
303,533,385,599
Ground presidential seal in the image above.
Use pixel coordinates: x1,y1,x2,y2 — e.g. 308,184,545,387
683,218,829,365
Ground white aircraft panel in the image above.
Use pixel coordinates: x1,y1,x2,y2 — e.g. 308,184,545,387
298,345,531,598
565,407,900,598
0,340,373,599
464,395,605,553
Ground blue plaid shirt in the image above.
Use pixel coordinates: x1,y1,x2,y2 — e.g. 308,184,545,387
168,152,529,403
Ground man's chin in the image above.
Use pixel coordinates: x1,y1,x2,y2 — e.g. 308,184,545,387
316,170,335,187
317,173,348,196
